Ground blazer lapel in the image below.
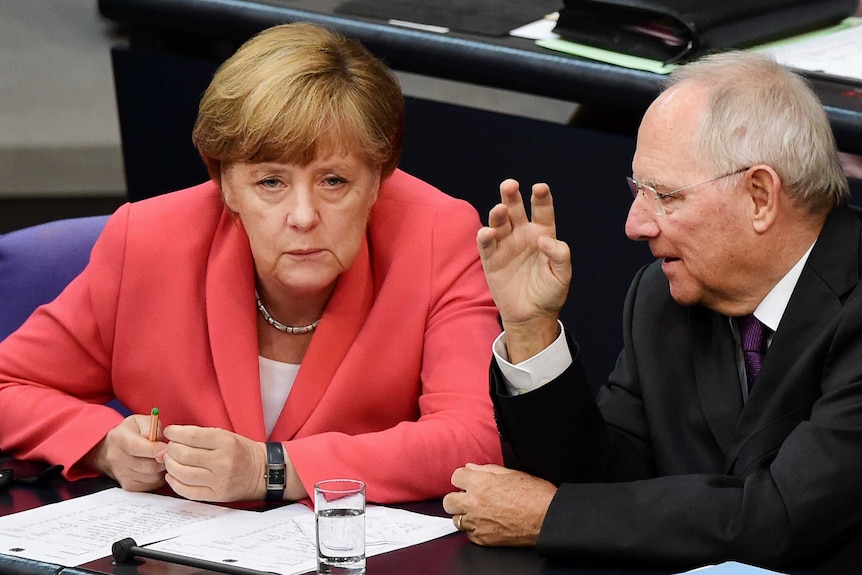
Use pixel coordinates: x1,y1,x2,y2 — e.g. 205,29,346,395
729,206,862,470
743,206,861,414
206,211,266,441
271,238,374,440
690,305,745,453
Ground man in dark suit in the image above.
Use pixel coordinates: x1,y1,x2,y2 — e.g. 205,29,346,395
443,50,862,569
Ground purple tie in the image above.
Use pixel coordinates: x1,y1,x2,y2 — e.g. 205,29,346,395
735,314,769,390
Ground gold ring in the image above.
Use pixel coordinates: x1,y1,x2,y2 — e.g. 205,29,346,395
456,513,464,532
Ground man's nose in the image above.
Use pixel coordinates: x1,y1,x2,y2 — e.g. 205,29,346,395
625,192,660,241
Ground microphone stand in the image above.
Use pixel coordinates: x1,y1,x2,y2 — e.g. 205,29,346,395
112,537,278,575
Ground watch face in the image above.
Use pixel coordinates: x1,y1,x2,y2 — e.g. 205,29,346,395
267,466,286,488
265,442,286,494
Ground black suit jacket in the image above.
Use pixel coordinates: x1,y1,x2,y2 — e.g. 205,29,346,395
492,205,862,569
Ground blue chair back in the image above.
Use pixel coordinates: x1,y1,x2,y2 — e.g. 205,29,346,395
0,215,109,340
0,215,130,415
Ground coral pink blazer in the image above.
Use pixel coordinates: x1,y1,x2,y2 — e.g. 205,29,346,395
0,170,503,503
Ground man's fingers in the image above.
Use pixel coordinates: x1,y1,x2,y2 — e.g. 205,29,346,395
487,202,512,229
442,490,466,515
465,463,512,474
478,204,511,257
450,466,472,490
499,179,529,226
529,183,556,229
538,236,572,278
476,226,497,253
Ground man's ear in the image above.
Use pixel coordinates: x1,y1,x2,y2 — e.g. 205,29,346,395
747,165,781,234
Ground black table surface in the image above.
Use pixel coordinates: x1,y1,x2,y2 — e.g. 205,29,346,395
97,0,862,154
0,456,656,575
2,454,862,575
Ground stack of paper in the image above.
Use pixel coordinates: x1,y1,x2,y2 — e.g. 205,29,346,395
0,488,456,574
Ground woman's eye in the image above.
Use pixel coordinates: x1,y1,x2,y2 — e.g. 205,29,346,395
323,176,346,187
258,177,281,189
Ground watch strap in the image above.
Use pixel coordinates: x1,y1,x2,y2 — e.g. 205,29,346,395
265,441,286,502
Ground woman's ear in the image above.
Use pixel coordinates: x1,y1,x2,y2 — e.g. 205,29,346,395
220,163,238,213
367,170,383,220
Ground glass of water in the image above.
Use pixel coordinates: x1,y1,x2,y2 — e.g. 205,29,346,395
314,479,366,575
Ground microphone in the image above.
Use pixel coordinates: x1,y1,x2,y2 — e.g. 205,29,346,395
112,537,277,575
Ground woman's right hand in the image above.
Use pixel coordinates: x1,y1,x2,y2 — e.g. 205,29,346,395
82,414,167,492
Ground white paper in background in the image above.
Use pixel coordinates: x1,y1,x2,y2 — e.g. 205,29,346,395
678,560,787,574
757,20,862,83
149,503,458,575
510,12,560,40
0,488,239,566
388,19,450,34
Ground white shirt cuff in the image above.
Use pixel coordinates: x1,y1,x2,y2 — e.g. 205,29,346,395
493,320,572,396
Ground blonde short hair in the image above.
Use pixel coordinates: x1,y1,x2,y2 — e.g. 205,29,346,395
193,23,404,183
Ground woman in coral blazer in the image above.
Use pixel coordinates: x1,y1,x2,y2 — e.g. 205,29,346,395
0,23,502,504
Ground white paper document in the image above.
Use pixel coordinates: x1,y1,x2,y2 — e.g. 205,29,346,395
0,488,235,565
150,503,457,574
0,487,457,573
680,561,786,574
756,19,862,83
510,12,559,41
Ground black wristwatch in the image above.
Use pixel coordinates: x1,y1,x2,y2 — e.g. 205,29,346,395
265,441,286,502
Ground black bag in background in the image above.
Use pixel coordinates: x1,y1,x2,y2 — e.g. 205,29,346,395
554,0,859,63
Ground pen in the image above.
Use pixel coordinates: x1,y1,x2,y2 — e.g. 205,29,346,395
148,407,159,442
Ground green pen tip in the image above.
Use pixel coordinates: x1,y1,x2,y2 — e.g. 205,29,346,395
151,407,159,415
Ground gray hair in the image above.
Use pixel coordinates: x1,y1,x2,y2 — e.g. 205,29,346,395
666,51,848,214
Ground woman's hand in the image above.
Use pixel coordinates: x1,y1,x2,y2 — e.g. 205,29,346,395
82,414,167,492
160,426,306,502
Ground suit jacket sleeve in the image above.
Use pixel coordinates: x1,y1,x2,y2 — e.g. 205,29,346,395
492,252,862,569
491,331,610,485
0,205,131,477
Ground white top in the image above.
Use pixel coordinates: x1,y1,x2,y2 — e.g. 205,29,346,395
258,356,300,437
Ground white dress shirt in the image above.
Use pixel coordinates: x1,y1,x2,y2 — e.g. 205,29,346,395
731,242,814,401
